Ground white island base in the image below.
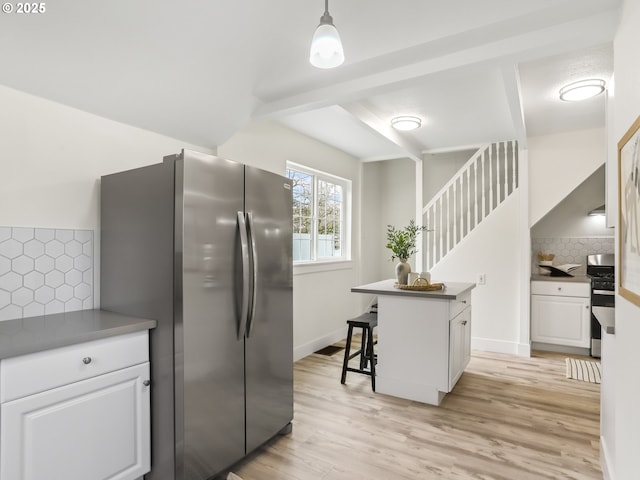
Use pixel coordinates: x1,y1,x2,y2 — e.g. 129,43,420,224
351,280,475,406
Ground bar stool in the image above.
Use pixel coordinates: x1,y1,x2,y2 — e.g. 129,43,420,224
340,312,377,391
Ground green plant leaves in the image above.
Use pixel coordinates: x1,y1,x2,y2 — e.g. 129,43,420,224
385,220,428,261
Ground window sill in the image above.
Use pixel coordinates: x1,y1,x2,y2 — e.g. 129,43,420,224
293,260,353,276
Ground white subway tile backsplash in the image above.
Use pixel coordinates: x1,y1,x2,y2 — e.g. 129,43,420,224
0,227,93,321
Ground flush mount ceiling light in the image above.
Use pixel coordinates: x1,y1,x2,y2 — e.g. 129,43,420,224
391,116,422,131
309,0,344,69
559,79,606,102
588,204,606,216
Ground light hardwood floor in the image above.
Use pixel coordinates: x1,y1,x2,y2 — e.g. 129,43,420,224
232,345,601,480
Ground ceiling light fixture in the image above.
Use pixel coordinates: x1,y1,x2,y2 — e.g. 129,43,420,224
309,0,344,69
391,116,422,131
559,79,606,102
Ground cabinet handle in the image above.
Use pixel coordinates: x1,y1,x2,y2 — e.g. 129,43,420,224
461,300,467,304
557,287,562,291
82,357,92,365
143,380,151,387
461,320,468,326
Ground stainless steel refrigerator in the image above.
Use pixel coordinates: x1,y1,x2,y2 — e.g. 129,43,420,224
100,149,293,480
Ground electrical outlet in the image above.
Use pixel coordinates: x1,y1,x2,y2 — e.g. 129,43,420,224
477,273,486,285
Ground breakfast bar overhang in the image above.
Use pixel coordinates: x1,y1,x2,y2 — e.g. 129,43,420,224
351,280,476,405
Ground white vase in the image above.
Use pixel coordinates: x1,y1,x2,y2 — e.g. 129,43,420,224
395,259,411,285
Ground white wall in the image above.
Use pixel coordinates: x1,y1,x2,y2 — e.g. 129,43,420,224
602,2,640,478
430,192,524,353
0,86,365,362
528,128,606,227
531,165,611,237
219,121,365,360
0,84,213,307
0,85,213,230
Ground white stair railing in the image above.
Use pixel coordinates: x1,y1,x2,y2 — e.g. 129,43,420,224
423,141,518,271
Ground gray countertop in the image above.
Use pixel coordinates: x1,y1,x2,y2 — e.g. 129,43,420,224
531,274,592,284
351,279,476,300
592,306,615,334
0,309,157,360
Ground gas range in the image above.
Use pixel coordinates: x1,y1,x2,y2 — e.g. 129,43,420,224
586,254,615,358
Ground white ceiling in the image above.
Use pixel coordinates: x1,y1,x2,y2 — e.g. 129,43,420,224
0,0,621,161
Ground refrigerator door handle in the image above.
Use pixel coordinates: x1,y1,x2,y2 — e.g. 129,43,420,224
237,211,250,340
246,212,258,338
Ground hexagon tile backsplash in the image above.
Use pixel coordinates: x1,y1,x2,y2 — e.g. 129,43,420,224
0,227,93,321
531,236,615,276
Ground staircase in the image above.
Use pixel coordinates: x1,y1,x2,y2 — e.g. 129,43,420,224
422,141,519,271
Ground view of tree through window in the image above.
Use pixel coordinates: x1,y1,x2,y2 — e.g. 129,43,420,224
286,164,348,263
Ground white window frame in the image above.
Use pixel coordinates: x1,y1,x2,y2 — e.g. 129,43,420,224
286,161,352,272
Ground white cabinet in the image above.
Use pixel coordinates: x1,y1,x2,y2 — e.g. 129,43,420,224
374,286,473,406
0,331,151,480
531,281,590,348
449,306,471,390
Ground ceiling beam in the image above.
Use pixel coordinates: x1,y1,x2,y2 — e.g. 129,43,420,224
252,9,619,122
501,64,528,149
341,102,423,162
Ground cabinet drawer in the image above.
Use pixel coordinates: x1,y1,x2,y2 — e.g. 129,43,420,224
0,331,149,403
449,291,471,319
531,281,589,298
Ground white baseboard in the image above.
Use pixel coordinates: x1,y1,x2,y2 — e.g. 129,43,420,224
299,334,530,362
517,342,531,357
471,337,526,355
601,436,615,480
293,327,346,362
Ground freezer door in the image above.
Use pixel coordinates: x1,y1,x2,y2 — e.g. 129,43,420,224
244,165,294,453
176,150,245,479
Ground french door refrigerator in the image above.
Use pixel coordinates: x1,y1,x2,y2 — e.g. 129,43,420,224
100,149,293,480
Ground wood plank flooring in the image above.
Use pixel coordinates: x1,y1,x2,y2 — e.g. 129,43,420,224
231,345,601,480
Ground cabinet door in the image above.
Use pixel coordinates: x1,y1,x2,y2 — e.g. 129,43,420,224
531,295,590,347
1,363,150,480
448,307,471,391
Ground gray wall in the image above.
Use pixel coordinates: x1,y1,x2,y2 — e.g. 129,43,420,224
423,149,477,203
362,158,416,281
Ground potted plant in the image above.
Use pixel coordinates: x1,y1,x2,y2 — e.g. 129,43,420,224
386,220,428,284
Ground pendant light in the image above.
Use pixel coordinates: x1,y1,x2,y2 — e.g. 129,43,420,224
309,0,344,69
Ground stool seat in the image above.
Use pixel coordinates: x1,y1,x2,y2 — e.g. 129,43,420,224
340,312,377,391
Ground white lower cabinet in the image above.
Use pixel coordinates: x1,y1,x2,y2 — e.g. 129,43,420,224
0,332,151,480
531,281,590,348
449,306,471,390
375,289,472,406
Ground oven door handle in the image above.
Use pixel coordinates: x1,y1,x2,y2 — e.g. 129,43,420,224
593,289,615,296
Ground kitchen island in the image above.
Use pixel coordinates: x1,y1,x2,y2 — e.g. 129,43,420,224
351,279,475,406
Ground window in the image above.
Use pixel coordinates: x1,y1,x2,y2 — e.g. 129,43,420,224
286,162,351,264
